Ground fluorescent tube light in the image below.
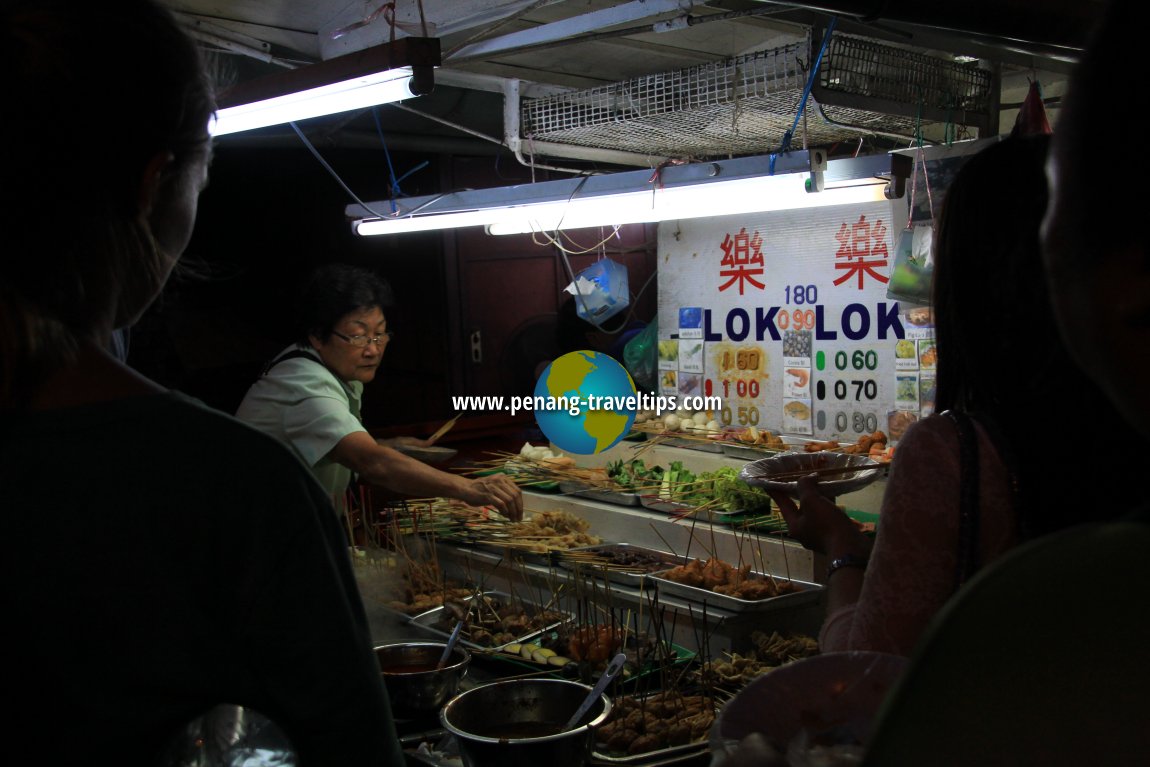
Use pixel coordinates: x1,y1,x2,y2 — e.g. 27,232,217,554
211,69,417,136
484,176,891,235
211,37,440,137
348,152,911,237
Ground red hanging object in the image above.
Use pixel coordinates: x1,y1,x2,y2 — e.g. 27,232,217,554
1012,80,1053,136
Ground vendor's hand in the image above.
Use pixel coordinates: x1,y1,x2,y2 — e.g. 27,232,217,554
466,473,524,521
769,475,866,556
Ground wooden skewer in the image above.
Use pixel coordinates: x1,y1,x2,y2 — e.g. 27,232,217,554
428,413,463,444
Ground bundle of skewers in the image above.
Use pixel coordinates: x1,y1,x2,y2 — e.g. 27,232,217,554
434,507,603,555
462,448,613,489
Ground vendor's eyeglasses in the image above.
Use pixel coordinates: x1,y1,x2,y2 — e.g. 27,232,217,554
332,330,392,347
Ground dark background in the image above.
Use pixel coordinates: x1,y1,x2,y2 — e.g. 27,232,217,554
130,136,658,434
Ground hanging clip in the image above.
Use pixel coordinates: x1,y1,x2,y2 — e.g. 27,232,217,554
807,148,828,193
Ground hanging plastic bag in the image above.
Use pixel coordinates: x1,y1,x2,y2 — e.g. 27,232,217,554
887,224,934,304
888,147,935,305
623,320,658,393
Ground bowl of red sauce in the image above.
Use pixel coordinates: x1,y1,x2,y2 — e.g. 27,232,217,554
374,641,471,717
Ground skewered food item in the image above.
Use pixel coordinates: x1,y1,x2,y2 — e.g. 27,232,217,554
436,594,566,647
804,430,887,455
596,692,716,756
498,509,601,552
568,625,623,664
699,631,820,687
731,425,788,449
387,585,475,615
662,558,800,600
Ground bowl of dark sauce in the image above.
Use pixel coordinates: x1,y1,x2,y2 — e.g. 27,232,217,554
374,641,471,717
441,678,612,767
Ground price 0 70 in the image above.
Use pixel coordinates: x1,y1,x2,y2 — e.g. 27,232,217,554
833,379,878,401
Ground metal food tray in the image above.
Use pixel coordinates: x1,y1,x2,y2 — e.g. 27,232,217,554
589,739,709,765
638,494,745,519
555,543,688,589
720,441,789,460
661,435,724,453
408,591,570,650
559,480,642,507
466,539,555,566
590,691,718,765
648,569,823,614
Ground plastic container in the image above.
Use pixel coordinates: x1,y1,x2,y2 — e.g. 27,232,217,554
567,259,629,323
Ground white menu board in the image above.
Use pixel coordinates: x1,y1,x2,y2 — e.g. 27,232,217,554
657,198,915,442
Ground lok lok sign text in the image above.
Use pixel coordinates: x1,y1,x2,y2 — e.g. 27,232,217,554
656,200,910,440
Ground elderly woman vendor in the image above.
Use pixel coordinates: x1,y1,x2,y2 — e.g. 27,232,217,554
237,263,523,520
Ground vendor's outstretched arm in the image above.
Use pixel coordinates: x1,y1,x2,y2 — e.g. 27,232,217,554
330,431,523,520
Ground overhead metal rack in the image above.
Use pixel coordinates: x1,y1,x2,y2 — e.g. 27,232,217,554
519,34,993,160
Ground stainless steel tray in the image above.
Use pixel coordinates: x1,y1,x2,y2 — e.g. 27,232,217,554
661,435,724,453
589,740,709,765
555,543,688,589
408,591,570,650
590,691,718,765
648,569,823,614
559,480,642,507
720,441,787,460
638,494,746,519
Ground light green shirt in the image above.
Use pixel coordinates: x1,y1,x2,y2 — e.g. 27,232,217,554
236,344,366,508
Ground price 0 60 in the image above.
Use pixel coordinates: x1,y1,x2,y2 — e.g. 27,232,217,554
834,350,879,371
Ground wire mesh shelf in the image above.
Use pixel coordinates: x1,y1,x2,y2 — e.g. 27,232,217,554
519,34,992,160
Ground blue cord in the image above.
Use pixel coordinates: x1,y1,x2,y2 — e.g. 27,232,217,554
779,16,838,159
372,106,402,214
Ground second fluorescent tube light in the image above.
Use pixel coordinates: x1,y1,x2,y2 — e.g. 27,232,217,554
348,152,911,236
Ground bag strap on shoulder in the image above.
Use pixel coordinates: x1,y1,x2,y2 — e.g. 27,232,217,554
942,409,981,591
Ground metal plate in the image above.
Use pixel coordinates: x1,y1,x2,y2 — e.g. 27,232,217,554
740,451,883,499
559,480,642,507
555,543,688,589
409,591,570,650
393,444,459,464
648,570,823,614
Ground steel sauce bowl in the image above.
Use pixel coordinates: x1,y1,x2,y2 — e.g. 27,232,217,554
440,678,612,767
374,642,471,717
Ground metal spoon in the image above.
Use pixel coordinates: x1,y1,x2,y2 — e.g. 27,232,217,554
437,619,465,670
562,652,627,731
